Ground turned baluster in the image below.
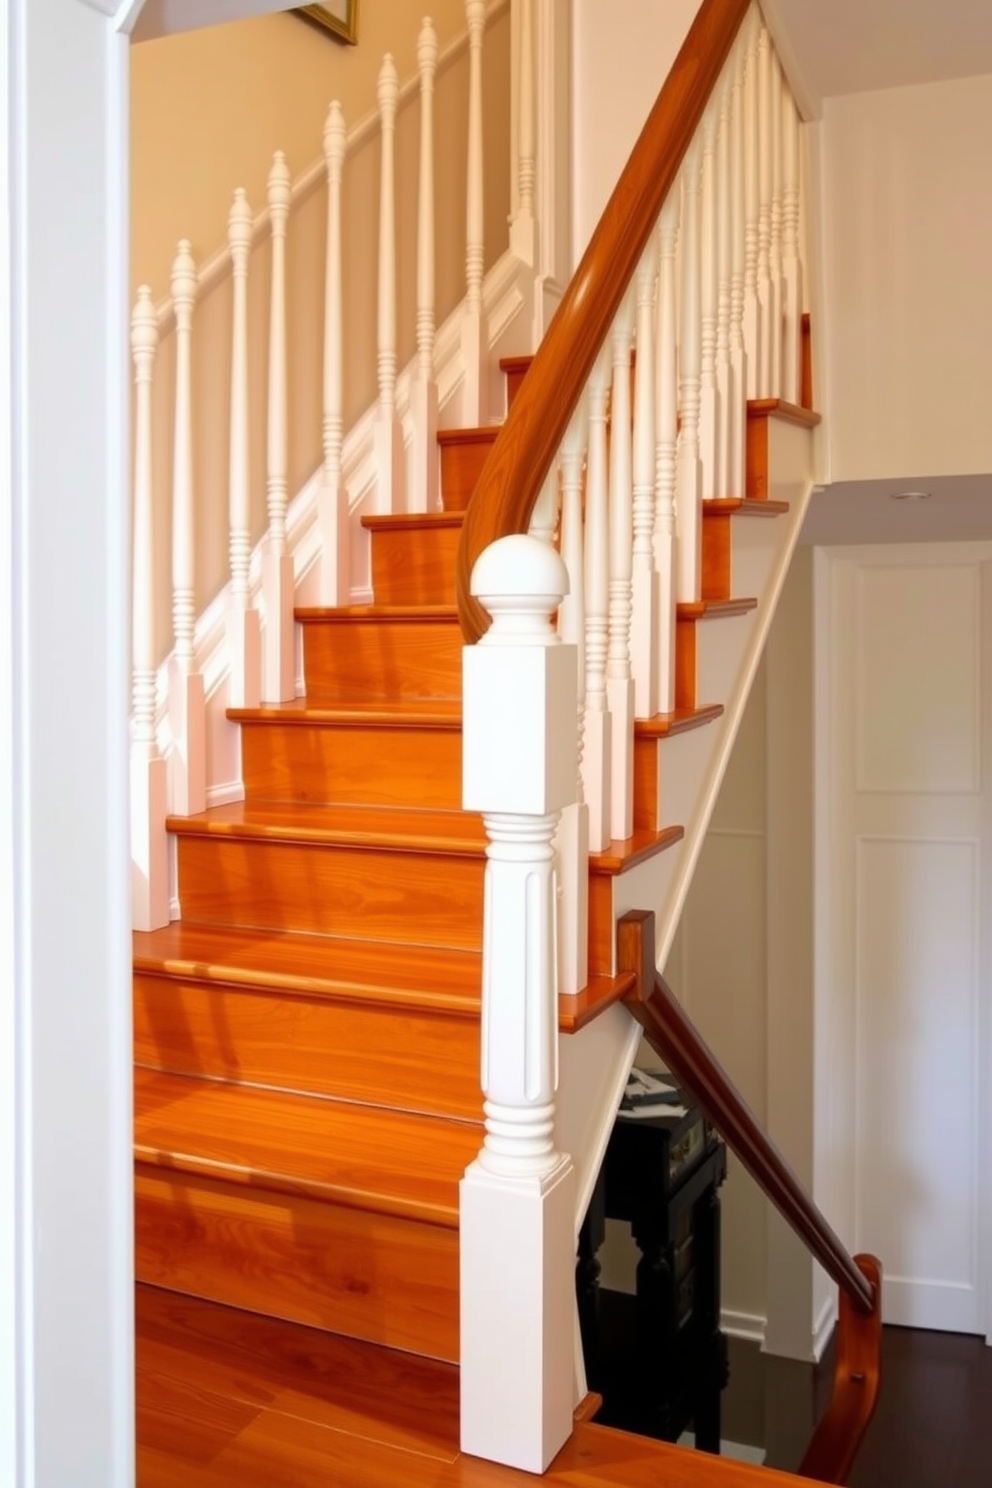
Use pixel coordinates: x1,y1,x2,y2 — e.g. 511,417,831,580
510,0,537,266
743,13,761,399
261,153,295,702
226,187,261,709
374,53,404,514
167,239,206,816
698,103,720,501
756,22,773,398
769,49,785,398
555,406,589,995
130,288,169,930
608,292,635,842
729,36,748,495
781,81,804,406
676,142,703,604
715,74,733,499
411,19,439,513
318,101,349,604
582,348,613,852
631,239,660,721
462,0,487,424
654,193,679,715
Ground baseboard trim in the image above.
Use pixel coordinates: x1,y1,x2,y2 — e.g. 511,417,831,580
206,780,245,809
721,1308,767,1345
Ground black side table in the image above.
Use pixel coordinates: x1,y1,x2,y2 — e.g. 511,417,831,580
577,1099,728,1449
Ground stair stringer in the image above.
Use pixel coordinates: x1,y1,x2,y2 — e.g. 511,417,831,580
149,247,539,816
556,416,819,1249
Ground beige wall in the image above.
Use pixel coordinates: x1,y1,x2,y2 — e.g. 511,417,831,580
131,0,471,298
821,73,992,483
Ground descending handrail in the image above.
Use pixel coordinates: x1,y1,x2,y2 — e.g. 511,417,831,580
618,909,882,1484
455,0,751,642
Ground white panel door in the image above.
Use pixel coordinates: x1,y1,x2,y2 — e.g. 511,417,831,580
828,545,991,1334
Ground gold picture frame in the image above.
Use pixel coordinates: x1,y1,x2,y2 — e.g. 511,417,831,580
295,1,359,46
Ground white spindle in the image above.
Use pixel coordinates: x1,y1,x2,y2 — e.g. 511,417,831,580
130,288,169,930
374,53,404,514
715,76,733,500
631,240,660,721
699,104,719,501
769,51,785,398
528,464,559,548
654,194,679,716
676,145,703,604
226,188,261,709
411,19,439,513
757,23,773,398
729,39,748,495
509,0,537,266
262,151,296,702
461,534,577,1474
555,408,589,996
319,101,349,604
607,294,635,843
167,239,206,816
582,348,612,852
462,0,487,424
743,15,762,399
781,81,804,406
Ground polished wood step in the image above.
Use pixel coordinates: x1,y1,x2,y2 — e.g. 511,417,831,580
587,824,685,975
746,398,821,500
297,606,463,702
170,802,487,948
232,698,464,810
702,497,789,603
675,597,759,711
633,703,725,830
363,512,464,606
499,353,532,410
134,924,483,1120
437,426,498,511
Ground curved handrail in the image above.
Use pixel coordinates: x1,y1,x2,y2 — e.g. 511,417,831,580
455,0,751,641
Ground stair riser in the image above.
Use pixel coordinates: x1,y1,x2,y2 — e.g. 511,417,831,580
135,1167,460,1362
437,434,497,512
301,619,463,701
176,836,484,949
240,721,463,810
370,527,461,606
134,975,483,1121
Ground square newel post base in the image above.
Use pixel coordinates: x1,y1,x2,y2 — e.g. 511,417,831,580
460,1154,576,1473
131,751,169,930
226,602,261,710
631,563,660,720
167,662,206,816
410,378,439,513
460,309,486,428
318,481,350,606
373,416,405,517
261,546,296,703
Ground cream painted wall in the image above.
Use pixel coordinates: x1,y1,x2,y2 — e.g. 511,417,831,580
821,73,992,483
570,0,700,261
131,0,470,297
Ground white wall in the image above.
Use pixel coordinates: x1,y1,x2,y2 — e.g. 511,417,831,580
821,73,992,483
570,0,699,261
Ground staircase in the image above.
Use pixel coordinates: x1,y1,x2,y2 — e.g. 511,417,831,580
133,356,817,1479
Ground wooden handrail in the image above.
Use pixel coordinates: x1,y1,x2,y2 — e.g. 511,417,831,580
455,0,751,642
618,910,875,1312
618,910,882,1482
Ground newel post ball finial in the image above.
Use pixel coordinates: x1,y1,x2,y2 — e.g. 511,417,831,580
471,533,569,645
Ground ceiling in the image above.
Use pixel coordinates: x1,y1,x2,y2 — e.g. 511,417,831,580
764,0,992,115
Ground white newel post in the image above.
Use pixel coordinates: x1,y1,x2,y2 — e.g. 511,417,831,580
698,104,719,501
743,14,762,400
607,294,635,842
462,0,487,425
676,145,703,604
130,288,169,930
461,534,577,1474
654,195,679,713
631,242,659,721
729,39,748,495
226,188,261,709
411,19,439,513
509,0,537,267
554,408,589,995
319,101,349,604
781,83,804,406
582,348,613,851
167,239,206,816
374,53,404,514
262,152,296,702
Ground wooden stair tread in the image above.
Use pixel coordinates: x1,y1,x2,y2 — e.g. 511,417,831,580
703,497,789,516
436,426,499,446
135,1067,481,1225
137,1284,460,1460
589,823,685,875
498,355,532,374
676,596,758,620
229,698,463,729
559,972,637,1033
133,923,481,1013
296,605,459,623
635,703,724,739
747,397,821,427
166,800,486,855
362,512,464,532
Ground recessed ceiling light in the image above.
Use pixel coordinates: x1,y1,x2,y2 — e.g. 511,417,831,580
889,488,931,501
